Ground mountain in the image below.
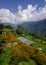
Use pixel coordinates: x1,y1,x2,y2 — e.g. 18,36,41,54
0,19,46,36
3,23,16,28
21,19,46,36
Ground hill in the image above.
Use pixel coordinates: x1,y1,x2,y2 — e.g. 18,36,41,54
21,19,46,36
1,19,46,36
0,32,46,65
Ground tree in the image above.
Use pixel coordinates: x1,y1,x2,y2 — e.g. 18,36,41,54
0,24,4,34
5,25,13,29
35,30,41,38
16,25,24,35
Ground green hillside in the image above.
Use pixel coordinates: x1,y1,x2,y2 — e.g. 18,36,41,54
0,24,46,65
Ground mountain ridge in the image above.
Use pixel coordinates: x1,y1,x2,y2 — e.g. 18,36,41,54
0,19,46,36
21,19,46,36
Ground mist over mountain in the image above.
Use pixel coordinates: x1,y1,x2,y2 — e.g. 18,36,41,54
21,19,46,36
0,19,46,36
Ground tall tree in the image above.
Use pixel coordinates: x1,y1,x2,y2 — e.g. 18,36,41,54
0,24,4,34
35,29,41,38
16,25,24,34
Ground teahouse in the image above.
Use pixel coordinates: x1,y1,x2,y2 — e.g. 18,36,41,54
18,37,34,45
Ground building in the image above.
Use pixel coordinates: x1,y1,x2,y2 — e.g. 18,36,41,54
18,37,34,45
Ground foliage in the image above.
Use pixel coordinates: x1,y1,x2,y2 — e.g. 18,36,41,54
18,60,36,65
0,47,12,65
9,43,46,65
0,24,4,30
2,33,18,43
0,25,46,65
16,25,24,35
34,30,41,39
22,34,46,54
5,25,13,29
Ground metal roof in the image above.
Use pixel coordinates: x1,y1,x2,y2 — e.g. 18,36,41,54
18,37,34,45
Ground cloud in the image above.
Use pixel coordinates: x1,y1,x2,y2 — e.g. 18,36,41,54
17,4,46,22
0,4,46,24
0,9,16,24
44,0,46,2
18,5,22,10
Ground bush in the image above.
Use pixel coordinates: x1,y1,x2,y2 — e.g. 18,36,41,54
9,43,46,65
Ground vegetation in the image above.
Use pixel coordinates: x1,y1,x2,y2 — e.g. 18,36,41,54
0,24,46,65
16,25,24,35
9,43,46,65
18,61,36,65
0,47,12,65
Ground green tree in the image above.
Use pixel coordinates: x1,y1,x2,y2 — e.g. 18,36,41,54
0,24,4,34
35,30,41,38
16,25,24,35
5,25,13,29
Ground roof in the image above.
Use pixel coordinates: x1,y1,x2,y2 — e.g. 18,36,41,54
18,37,34,45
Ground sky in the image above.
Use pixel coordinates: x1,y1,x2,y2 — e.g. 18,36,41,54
0,0,46,24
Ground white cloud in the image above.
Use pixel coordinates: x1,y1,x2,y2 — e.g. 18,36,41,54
18,5,22,10
0,9,16,24
17,4,46,22
44,0,46,2
0,4,46,24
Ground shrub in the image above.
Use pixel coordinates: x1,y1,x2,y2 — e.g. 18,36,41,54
9,43,46,65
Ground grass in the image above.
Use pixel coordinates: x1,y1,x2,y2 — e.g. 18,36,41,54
0,33,46,65
14,33,46,54
23,34,46,54
0,46,12,65
19,60,36,65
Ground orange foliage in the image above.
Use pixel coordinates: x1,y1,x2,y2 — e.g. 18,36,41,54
2,33,18,43
36,51,46,65
11,43,46,65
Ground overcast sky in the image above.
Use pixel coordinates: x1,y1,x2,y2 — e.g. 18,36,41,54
0,0,46,24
